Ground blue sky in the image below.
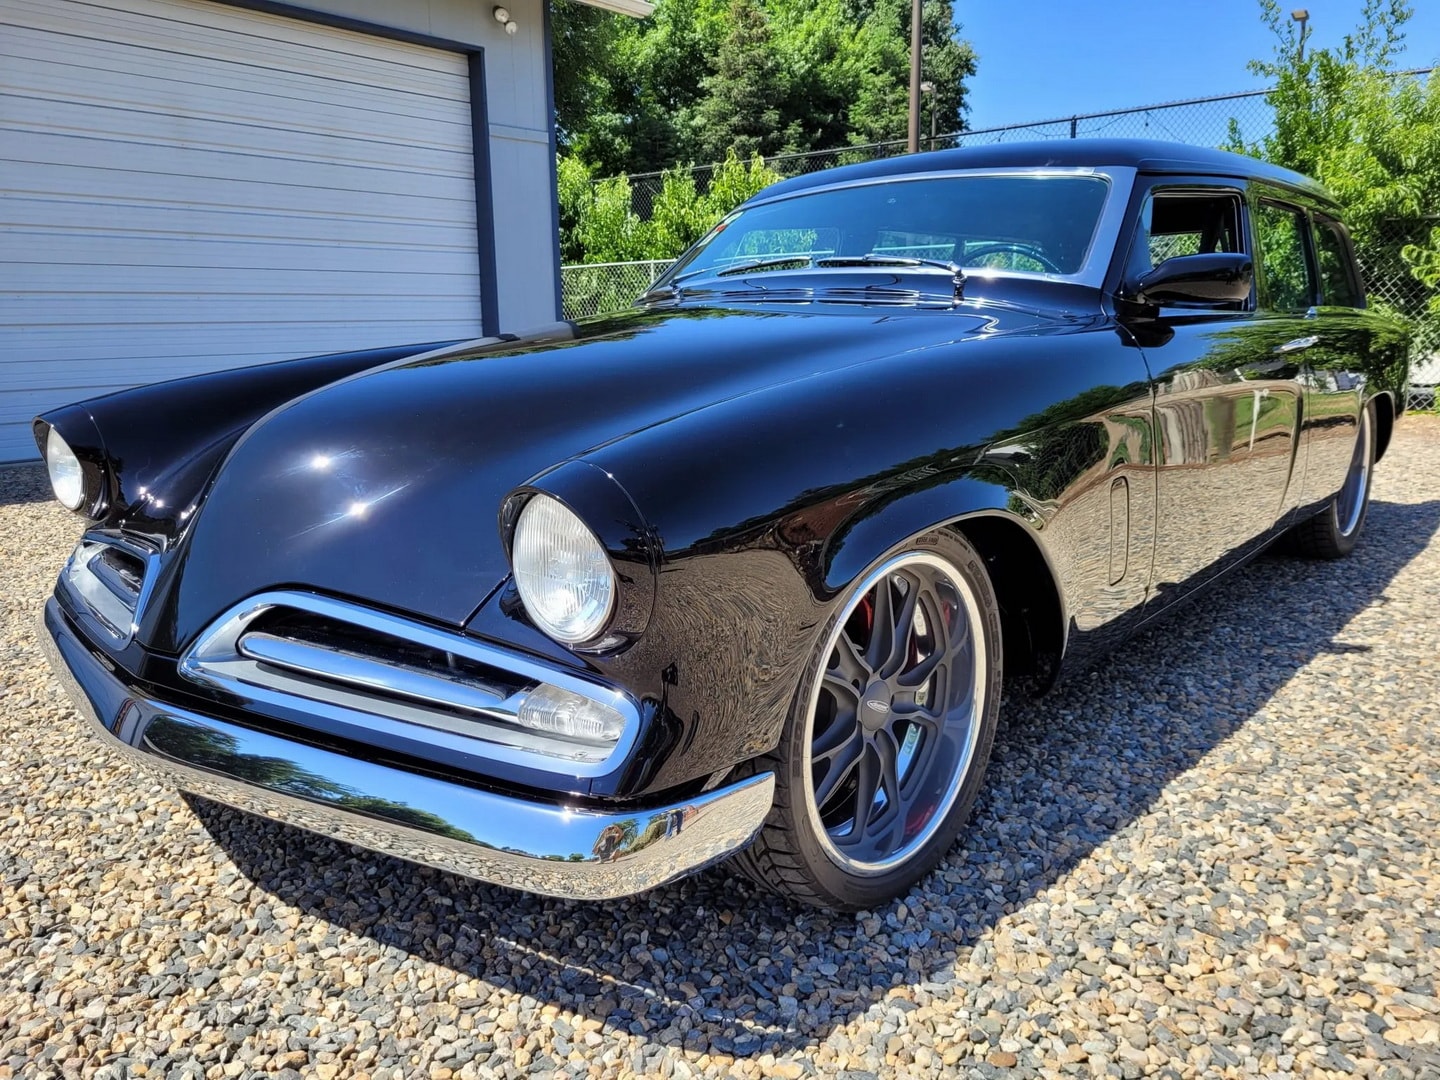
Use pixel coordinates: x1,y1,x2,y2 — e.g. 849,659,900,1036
958,0,1440,131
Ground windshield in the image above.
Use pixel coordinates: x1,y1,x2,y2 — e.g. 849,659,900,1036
663,173,1111,285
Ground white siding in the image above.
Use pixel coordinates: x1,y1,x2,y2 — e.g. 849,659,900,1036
0,0,484,461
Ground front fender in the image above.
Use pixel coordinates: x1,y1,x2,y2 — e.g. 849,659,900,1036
550,325,1149,797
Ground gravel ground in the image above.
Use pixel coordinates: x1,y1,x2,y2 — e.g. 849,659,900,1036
2,418,1438,1080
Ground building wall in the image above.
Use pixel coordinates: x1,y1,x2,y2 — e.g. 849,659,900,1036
275,0,560,332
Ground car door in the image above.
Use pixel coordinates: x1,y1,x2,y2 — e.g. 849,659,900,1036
1117,178,1305,612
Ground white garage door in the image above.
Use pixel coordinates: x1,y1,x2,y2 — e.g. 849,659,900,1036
0,0,484,462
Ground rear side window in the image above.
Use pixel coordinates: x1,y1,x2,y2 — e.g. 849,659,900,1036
1254,201,1315,312
1313,216,1363,307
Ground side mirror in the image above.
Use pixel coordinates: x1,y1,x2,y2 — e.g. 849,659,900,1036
1125,252,1253,307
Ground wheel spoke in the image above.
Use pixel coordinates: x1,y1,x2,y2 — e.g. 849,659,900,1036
812,729,862,808
821,669,862,705
878,724,902,791
842,746,881,842
898,599,970,690
864,578,895,671
831,632,872,687
879,578,921,678
890,689,942,727
897,646,944,688
811,700,858,758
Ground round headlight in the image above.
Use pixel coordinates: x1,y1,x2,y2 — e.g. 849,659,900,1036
512,495,616,645
45,427,85,511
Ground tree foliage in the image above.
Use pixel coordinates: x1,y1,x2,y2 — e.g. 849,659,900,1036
551,0,977,178
1232,1,1440,334
558,149,782,264
558,151,783,312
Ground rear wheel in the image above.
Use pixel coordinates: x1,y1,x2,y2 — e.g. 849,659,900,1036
1289,401,1376,559
734,531,1002,910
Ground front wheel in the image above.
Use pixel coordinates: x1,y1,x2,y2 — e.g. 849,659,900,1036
1289,400,1376,559
734,531,1002,910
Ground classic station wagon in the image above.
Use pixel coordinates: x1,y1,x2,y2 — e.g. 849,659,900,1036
38,140,1407,909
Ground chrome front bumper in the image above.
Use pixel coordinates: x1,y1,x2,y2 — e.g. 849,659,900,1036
39,600,773,901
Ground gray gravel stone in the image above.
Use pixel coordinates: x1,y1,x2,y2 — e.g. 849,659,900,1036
2,419,1440,1079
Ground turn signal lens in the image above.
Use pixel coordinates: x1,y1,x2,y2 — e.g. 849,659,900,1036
517,683,625,744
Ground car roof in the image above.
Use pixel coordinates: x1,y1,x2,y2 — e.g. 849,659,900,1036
753,138,1336,207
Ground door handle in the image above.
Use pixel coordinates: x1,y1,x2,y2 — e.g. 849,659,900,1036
1275,334,1320,354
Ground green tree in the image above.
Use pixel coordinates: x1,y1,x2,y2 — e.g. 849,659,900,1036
1232,0,1440,338
693,0,785,162
550,0,977,177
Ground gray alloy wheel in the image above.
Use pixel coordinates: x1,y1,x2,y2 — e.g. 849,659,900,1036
733,530,1002,910
1290,400,1377,560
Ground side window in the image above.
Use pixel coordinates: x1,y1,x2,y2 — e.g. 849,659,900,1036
1126,188,1246,307
1144,192,1243,268
1253,201,1315,312
1312,216,1363,307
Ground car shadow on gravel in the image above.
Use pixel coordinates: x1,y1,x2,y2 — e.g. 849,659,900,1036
188,496,1440,1060
0,464,52,506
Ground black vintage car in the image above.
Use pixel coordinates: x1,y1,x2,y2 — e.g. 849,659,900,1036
37,140,1408,910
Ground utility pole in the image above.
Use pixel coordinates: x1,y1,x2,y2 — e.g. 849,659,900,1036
908,0,922,152
921,81,936,150
1292,8,1310,61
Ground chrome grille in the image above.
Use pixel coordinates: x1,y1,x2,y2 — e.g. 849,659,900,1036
178,592,639,774
62,536,158,647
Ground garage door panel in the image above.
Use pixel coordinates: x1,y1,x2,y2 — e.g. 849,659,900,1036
6,132,475,203
4,176,470,236
7,232,477,272
0,0,484,462
1,46,473,148
9,295,481,327
2,199,478,249
2,73,473,166
10,266,479,296
4,0,471,99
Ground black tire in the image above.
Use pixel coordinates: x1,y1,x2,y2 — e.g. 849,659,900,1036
1289,400,1377,560
733,529,1002,910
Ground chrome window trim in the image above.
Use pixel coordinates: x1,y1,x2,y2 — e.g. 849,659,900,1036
721,166,1139,289
178,590,642,778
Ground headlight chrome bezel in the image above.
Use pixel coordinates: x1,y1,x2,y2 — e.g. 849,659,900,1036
510,493,618,646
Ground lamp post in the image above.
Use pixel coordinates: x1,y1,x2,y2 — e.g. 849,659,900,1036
907,0,922,152
1292,8,1310,61
920,81,936,151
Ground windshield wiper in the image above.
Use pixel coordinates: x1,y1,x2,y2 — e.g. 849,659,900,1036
673,255,815,282
816,254,966,276
815,254,965,297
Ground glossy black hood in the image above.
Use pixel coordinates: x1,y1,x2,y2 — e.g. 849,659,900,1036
151,303,1052,650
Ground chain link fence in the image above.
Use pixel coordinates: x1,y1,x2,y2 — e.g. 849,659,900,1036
560,79,1437,410
557,259,673,320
